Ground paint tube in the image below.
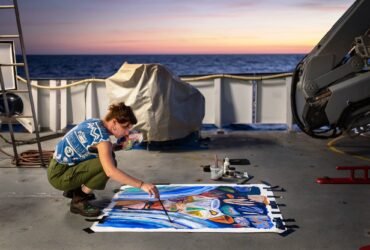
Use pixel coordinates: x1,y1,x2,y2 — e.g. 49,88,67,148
117,130,144,150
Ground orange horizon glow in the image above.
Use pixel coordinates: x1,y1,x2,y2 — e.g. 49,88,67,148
29,32,317,54
0,0,355,55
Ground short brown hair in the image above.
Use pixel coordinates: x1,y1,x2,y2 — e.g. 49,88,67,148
105,102,137,125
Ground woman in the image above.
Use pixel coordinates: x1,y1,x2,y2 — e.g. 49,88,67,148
47,102,159,217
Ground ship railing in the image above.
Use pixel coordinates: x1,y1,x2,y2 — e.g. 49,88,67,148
1,72,293,133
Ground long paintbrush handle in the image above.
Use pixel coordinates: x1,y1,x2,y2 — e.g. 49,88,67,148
158,199,173,223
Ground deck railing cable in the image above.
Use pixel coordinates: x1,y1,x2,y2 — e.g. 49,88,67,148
16,72,293,89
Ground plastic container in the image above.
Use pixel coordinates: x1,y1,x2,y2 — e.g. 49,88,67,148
223,157,230,175
210,165,223,180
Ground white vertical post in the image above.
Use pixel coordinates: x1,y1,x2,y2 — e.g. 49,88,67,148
49,80,58,132
85,82,93,119
31,80,38,131
285,76,293,129
60,80,67,131
15,78,36,133
214,77,222,127
254,80,260,123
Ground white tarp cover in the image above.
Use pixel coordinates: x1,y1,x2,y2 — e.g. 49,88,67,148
105,63,205,141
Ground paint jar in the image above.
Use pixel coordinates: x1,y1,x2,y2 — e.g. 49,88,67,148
210,165,222,180
228,167,236,177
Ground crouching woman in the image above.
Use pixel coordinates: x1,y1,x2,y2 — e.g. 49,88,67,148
47,102,159,217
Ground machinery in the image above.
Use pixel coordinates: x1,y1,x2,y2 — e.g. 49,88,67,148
291,0,370,138
0,93,23,116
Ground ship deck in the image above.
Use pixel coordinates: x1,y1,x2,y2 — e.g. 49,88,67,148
0,130,369,250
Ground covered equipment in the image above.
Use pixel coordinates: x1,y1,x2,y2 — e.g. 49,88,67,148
105,63,205,141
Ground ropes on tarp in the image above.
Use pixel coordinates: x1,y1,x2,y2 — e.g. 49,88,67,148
16,72,293,89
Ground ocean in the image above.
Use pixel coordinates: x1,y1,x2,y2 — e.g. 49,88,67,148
17,54,305,79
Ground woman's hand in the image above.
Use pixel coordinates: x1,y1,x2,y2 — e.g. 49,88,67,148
140,182,160,199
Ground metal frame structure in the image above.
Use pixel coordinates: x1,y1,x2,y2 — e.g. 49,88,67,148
0,0,45,167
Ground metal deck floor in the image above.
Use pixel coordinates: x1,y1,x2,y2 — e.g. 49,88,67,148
0,130,369,250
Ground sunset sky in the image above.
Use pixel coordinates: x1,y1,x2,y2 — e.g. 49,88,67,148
0,0,355,54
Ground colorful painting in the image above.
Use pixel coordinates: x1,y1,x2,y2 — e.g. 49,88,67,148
91,184,285,233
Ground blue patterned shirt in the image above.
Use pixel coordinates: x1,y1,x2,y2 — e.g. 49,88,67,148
54,118,111,166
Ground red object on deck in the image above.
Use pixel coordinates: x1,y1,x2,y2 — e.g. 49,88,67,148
316,166,370,184
359,245,370,250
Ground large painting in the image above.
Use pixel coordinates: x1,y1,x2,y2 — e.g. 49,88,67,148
91,184,285,233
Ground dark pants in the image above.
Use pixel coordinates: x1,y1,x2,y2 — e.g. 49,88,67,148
47,158,109,191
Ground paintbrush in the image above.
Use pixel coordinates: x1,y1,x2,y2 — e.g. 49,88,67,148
158,198,173,223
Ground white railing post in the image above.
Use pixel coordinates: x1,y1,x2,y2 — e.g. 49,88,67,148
214,77,222,127
86,82,92,119
254,79,260,123
285,76,293,130
49,80,59,132
31,79,39,131
31,80,38,121
60,80,67,131
86,81,100,119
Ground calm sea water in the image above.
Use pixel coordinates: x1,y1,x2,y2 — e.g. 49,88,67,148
17,54,305,79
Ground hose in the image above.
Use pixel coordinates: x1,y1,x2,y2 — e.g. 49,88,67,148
0,132,63,167
0,148,54,167
13,149,54,167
